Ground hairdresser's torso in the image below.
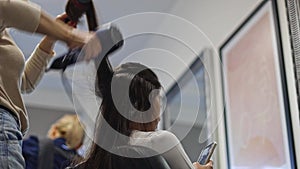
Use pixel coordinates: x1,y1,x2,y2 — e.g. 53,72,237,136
0,0,52,134
0,29,29,134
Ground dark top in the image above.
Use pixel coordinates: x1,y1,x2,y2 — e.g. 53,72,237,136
22,136,78,169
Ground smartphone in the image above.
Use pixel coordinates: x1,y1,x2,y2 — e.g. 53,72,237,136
197,142,217,165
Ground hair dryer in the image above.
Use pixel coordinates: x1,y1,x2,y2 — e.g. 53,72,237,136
47,0,124,71
65,0,98,30
47,24,123,71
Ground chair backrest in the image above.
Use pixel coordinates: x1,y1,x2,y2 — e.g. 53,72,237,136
38,138,77,169
111,145,171,169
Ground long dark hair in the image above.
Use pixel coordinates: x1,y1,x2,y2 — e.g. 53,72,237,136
77,58,162,168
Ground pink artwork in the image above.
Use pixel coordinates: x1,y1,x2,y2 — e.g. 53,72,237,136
220,1,293,168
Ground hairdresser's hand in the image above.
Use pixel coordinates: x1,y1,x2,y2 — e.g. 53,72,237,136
57,13,101,61
80,33,102,62
37,11,94,49
39,13,82,54
59,13,77,28
53,13,94,49
42,13,77,43
68,28,95,49
193,161,213,169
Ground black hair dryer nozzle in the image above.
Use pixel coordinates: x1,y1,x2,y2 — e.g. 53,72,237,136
47,24,124,72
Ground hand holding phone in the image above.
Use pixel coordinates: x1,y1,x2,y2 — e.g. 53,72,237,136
197,142,217,165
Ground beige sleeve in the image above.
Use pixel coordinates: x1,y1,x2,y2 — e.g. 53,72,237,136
21,46,54,93
0,0,41,32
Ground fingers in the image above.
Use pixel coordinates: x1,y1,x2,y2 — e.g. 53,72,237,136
68,21,77,28
56,13,78,28
81,33,102,62
192,161,213,169
46,13,76,43
193,162,202,169
56,13,68,21
206,160,213,169
51,13,83,49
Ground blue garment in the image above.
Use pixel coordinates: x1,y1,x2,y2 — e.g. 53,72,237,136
0,107,25,169
53,138,77,169
22,136,38,169
22,136,77,169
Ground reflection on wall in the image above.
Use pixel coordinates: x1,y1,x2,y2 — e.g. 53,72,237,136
166,52,209,160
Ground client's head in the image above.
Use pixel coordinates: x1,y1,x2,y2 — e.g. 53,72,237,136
96,60,163,136
79,59,163,168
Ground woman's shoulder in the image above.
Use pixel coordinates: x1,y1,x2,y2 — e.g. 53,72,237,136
132,130,178,141
150,130,177,139
150,130,179,145
131,130,181,152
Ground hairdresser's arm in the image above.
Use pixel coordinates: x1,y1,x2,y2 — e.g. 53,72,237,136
21,14,73,93
0,0,87,48
37,11,87,49
21,36,54,93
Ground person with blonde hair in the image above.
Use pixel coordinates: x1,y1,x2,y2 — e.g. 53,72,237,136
47,114,85,150
22,114,85,169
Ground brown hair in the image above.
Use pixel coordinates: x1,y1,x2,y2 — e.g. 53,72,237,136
77,61,162,168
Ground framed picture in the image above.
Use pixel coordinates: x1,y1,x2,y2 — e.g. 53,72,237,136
219,0,296,168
